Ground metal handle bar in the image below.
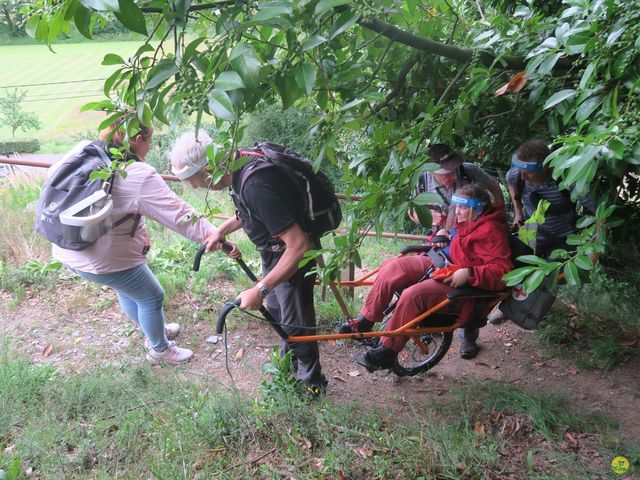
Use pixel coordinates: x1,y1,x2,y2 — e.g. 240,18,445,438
193,241,258,281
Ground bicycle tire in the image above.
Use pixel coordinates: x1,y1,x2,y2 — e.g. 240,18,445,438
377,315,453,376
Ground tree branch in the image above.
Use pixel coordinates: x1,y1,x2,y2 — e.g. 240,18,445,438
140,1,237,13
358,17,574,71
368,56,418,117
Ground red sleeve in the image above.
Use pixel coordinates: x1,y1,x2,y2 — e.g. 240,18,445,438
467,231,513,290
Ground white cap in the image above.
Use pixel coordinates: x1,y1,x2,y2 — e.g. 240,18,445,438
170,130,212,180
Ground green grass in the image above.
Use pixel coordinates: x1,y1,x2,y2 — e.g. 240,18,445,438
0,41,141,143
1,346,634,480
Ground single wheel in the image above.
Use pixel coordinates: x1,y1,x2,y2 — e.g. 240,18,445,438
377,314,453,376
392,331,453,376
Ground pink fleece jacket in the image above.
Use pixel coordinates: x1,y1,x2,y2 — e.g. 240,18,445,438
52,157,215,274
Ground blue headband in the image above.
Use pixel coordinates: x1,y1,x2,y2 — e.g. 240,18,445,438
451,194,484,212
511,153,543,171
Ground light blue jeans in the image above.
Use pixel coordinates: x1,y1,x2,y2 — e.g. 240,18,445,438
67,263,169,351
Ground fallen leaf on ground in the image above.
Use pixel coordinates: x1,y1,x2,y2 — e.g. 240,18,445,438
567,368,578,375
42,344,52,357
474,361,490,368
4,444,15,453
347,370,360,377
456,462,467,473
327,339,337,346
302,437,312,449
332,375,346,383
436,372,445,381
474,422,485,436
235,348,244,359
74,337,83,344
354,445,374,458
313,458,324,471
531,362,545,368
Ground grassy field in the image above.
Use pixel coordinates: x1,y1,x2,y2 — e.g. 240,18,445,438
0,41,141,149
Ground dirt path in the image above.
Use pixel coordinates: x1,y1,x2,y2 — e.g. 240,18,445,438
2,281,639,453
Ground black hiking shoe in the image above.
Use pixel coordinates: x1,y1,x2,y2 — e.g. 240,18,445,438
355,345,397,373
460,339,479,360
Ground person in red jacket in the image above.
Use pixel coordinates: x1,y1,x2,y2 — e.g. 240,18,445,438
354,183,513,372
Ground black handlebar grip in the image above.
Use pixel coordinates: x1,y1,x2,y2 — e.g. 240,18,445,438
400,244,431,255
217,298,241,334
193,244,207,271
221,241,233,254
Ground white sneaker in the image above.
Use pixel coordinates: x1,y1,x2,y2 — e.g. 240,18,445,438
144,323,181,350
146,341,193,365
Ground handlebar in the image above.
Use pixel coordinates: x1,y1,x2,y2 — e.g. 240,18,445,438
400,244,432,255
193,241,258,281
216,299,240,334
216,298,289,339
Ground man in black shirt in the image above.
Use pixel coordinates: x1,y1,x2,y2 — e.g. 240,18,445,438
169,132,327,394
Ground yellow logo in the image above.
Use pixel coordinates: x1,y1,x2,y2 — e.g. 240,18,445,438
611,456,630,475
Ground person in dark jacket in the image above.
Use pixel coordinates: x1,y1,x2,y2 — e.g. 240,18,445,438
353,183,513,371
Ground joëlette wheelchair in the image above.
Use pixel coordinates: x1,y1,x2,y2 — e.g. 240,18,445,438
194,241,511,377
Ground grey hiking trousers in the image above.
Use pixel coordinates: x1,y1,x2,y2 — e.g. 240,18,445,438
261,251,327,387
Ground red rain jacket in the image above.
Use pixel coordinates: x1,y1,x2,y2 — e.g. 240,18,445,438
449,207,513,324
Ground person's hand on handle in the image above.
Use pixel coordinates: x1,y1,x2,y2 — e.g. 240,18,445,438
223,241,242,259
204,229,225,253
238,285,264,311
432,228,450,249
442,268,469,288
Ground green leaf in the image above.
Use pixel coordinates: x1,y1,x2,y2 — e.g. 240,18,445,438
575,96,601,123
563,261,580,286
215,71,246,91
301,34,327,51
543,89,577,110
315,0,351,17
146,60,178,90
328,10,358,39
579,60,597,89
274,71,301,110
114,0,147,35
607,138,625,159
413,192,442,206
74,5,92,39
25,15,40,38
252,4,293,22
80,0,119,10
574,255,593,271
538,52,563,76
294,63,316,95
102,53,125,65
503,267,536,286
183,37,205,65
517,255,548,266
230,43,261,89
523,269,546,294
413,204,432,229
207,89,238,121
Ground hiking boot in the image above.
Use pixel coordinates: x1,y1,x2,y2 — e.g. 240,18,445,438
487,307,507,325
144,323,181,350
338,316,374,334
146,341,193,365
355,345,397,372
459,339,479,360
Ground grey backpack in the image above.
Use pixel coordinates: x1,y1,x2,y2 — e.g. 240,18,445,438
498,278,557,330
35,141,138,251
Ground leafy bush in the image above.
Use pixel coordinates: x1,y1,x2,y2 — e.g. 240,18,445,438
0,139,40,154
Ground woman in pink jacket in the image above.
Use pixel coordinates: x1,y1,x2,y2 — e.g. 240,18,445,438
52,122,225,364
353,183,513,372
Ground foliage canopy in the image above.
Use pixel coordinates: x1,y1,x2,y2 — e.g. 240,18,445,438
23,0,640,285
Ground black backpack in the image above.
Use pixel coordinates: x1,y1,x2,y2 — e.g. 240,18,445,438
237,142,342,238
35,141,138,251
